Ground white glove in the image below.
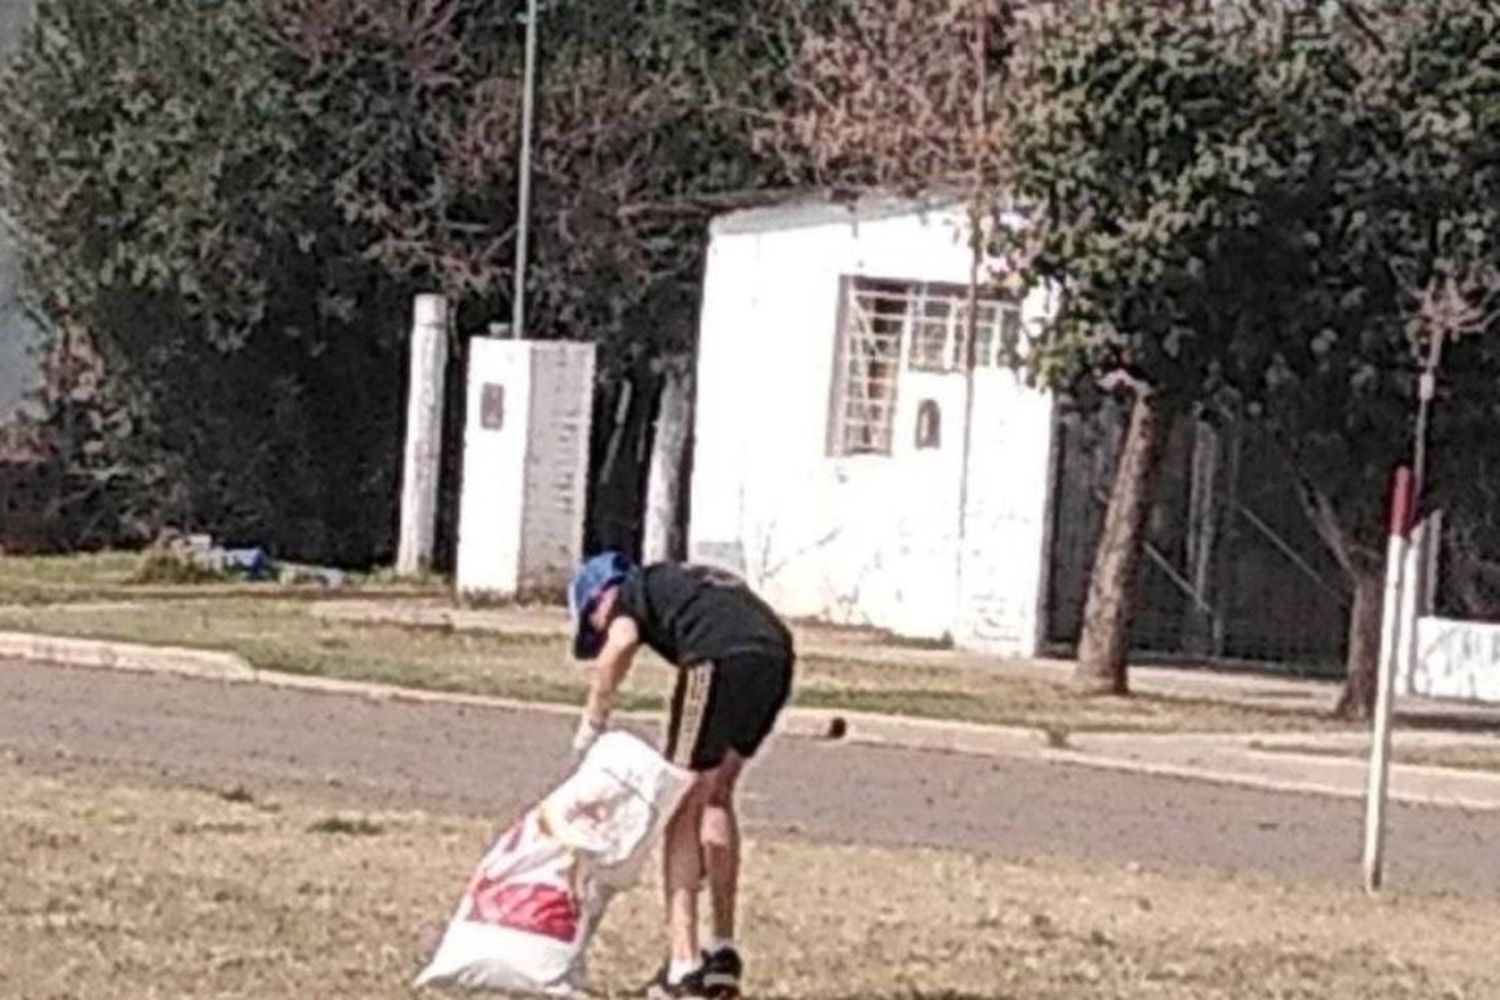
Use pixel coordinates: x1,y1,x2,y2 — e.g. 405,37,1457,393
572,715,606,758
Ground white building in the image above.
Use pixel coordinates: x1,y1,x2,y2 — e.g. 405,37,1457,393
687,196,1059,656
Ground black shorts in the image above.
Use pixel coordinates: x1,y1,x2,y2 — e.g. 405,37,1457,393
664,650,793,772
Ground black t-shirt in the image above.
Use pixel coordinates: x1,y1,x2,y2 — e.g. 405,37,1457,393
614,563,793,667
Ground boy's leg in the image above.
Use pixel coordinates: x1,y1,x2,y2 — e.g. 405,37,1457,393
663,777,710,965
700,653,791,997
658,663,727,988
701,752,745,945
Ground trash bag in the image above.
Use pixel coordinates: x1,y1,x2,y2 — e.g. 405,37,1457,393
415,731,692,995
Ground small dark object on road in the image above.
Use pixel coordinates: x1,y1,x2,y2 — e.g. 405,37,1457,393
826,716,847,740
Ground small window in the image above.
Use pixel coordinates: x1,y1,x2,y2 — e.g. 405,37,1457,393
480,383,506,430
915,399,942,449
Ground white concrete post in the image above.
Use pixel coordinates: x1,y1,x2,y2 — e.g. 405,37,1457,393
1394,512,1438,696
396,294,450,577
1363,465,1414,894
643,369,693,564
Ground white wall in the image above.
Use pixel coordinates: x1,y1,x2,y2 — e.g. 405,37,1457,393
955,366,1057,655
457,339,532,596
1406,616,1500,704
517,342,595,590
456,339,594,598
689,199,1056,652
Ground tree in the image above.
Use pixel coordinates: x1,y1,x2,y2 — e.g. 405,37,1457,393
0,0,427,560
1230,2,1500,716
759,0,1011,194
1009,0,1500,714
763,0,1500,714
1002,2,1272,693
767,1,1283,696
2,0,796,562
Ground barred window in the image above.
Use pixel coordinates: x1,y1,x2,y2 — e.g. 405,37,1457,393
831,279,905,455
829,277,1019,457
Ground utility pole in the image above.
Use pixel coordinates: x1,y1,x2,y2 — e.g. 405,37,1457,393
955,1,989,628
512,0,541,340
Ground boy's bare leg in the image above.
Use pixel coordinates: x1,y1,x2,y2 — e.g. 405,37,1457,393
664,778,710,965
701,753,744,945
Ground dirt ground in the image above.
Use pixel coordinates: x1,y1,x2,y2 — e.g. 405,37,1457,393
3,763,1498,1000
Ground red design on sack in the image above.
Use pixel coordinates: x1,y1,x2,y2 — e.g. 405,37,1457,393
466,877,579,943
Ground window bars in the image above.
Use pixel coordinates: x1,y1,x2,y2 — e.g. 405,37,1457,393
831,277,1020,456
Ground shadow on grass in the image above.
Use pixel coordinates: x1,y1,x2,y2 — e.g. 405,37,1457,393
1397,710,1500,734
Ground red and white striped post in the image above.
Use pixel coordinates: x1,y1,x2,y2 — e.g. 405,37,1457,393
1362,465,1416,894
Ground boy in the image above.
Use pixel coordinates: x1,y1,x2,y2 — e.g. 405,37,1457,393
569,551,795,1000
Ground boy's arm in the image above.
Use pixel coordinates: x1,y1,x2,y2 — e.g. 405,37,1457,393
578,615,641,746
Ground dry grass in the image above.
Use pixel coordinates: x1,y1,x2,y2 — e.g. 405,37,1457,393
0,551,444,605
793,653,1346,735
0,597,1351,736
0,598,661,711
1,764,1496,999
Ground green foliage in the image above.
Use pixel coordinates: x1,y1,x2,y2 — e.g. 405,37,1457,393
1245,3,1500,562
1,0,792,561
1,0,415,561
1003,2,1268,410
1005,1,1500,563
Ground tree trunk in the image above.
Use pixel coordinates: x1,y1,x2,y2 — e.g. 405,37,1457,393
1293,479,1388,720
1334,564,1384,720
642,367,693,564
1075,390,1171,694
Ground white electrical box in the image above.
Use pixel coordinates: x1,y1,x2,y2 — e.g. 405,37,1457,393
456,338,596,598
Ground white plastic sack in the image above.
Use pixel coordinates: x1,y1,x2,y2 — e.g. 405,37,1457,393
415,731,693,995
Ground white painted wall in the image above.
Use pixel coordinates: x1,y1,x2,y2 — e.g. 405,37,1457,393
688,198,1056,654
955,365,1057,654
457,339,595,598
1405,617,1500,704
517,341,595,589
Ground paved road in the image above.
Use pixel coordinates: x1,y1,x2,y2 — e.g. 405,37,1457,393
5,658,1500,895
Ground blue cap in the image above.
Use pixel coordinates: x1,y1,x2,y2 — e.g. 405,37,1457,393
569,551,633,659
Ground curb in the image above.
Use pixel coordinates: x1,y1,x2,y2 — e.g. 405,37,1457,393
0,631,254,683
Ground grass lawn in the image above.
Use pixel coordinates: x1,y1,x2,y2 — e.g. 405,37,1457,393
0,596,1357,737
0,551,445,604
1,764,1493,999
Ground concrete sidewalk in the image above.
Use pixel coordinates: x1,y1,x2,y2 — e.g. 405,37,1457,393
1060,730,1500,812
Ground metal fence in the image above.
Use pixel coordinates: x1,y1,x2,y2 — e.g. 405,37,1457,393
1433,509,1500,624
1044,405,1349,675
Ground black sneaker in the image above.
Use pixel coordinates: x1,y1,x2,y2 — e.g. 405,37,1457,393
702,948,743,998
644,964,712,1000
